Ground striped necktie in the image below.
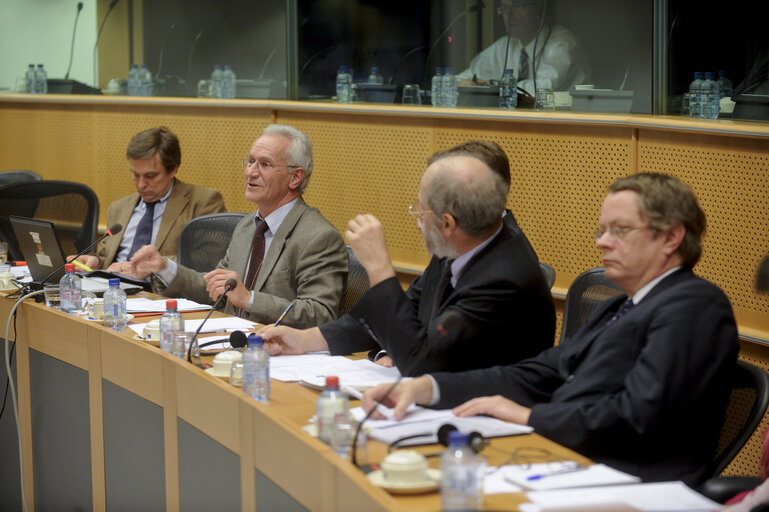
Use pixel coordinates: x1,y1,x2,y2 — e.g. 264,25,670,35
127,201,157,259
519,49,530,80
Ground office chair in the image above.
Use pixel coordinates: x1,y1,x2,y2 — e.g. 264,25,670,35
559,267,624,343
341,245,370,314
0,180,99,261
0,169,42,186
177,212,247,273
539,262,556,289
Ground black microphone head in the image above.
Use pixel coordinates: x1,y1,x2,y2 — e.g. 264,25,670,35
109,0,119,9
229,330,247,349
77,2,84,11
437,423,458,446
224,278,237,291
108,223,123,236
467,431,487,453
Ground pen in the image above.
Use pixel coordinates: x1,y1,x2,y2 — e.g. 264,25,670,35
526,463,588,481
71,259,93,272
274,302,294,326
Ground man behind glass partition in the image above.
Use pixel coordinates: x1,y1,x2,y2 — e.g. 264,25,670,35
456,0,589,95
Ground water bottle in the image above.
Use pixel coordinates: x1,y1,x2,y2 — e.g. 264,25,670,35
431,67,444,107
242,334,270,401
440,431,486,510
210,65,223,99
25,64,36,94
127,64,139,96
159,299,184,354
103,278,127,331
718,70,733,99
59,263,82,315
700,72,720,119
138,64,153,96
367,66,383,85
222,65,236,99
499,68,517,110
316,376,349,443
35,64,48,94
442,67,458,108
688,72,704,119
335,65,352,103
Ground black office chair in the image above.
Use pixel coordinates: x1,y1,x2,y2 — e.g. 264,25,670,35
559,267,624,343
539,262,556,289
177,212,247,272
0,170,42,186
700,360,769,502
341,245,370,314
0,180,99,261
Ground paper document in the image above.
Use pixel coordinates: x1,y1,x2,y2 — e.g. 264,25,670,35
351,405,533,446
300,358,402,388
483,462,639,494
129,316,256,337
126,298,213,314
522,481,720,512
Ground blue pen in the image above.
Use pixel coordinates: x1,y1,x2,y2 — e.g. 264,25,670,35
526,463,587,481
274,303,294,326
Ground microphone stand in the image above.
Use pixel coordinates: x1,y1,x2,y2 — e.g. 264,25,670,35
422,2,485,85
187,278,236,363
64,2,84,80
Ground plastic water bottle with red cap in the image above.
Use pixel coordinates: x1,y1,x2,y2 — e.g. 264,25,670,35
59,263,82,314
159,299,184,353
317,375,349,443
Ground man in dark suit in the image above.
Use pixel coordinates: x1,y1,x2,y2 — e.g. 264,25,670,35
363,172,739,486
259,150,555,375
72,127,226,274
131,124,347,328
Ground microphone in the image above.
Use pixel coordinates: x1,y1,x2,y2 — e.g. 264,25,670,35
187,278,237,363
421,2,486,85
351,308,463,467
186,12,228,85
36,223,123,288
155,22,177,80
198,329,248,351
64,2,84,80
93,0,120,87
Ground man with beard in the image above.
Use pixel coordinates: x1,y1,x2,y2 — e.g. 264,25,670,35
259,152,555,375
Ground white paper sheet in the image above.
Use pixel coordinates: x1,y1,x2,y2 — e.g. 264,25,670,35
129,316,256,336
126,298,213,313
483,462,639,494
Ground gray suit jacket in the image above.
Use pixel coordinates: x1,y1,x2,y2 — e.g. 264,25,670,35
97,178,226,267
159,197,348,328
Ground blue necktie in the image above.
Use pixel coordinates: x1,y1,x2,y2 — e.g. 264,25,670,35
606,298,634,327
127,201,156,259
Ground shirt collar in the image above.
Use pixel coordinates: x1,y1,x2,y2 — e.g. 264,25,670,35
141,180,174,206
257,197,299,234
631,265,682,304
450,223,503,287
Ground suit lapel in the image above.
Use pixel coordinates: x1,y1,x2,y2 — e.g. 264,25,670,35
253,198,308,291
105,195,140,263
154,179,189,253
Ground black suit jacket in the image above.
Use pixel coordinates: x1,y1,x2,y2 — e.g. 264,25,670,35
433,268,739,486
320,223,555,375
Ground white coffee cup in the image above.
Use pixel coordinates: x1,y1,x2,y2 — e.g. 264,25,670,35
211,350,243,377
0,272,15,290
90,299,105,320
380,450,430,484
143,319,161,341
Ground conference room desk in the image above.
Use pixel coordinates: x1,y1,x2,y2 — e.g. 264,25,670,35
0,291,590,511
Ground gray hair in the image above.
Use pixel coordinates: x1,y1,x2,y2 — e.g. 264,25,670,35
425,156,507,237
263,124,314,193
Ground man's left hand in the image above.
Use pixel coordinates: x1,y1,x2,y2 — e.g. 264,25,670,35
346,214,395,287
204,269,248,307
452,395,531,425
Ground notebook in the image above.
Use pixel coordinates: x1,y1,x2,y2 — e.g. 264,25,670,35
10,215,144,295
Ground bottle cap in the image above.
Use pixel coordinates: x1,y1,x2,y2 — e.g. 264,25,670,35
166,299,177,310
247,334,264,346
108,278,120,287
64,263,76,271
447,430,468,446
325,375,339,388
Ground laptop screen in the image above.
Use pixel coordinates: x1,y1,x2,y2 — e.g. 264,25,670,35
10,215,67,284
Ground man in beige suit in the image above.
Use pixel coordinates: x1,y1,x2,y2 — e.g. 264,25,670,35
73,126,226,273
130,124,348,328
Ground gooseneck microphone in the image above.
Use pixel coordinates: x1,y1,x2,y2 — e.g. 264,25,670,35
64,2,84,80
93,0,120,87
351,309,464,467
421,1,485,85
187,278,237,363
36,223,123,289
198,329,248,351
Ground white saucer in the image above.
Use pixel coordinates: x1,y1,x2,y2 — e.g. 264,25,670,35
204,367,232,378
366,468,441,494
84,314,134,323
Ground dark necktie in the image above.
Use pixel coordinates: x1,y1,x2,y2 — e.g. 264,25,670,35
433,259,454,314
127,201,157,259
606,298,634,327
519,49,529,81
243,217,269,291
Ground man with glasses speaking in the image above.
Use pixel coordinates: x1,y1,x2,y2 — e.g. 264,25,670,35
362,173,738,486
456,0,589,96
259,148,555,375
130,124,347,328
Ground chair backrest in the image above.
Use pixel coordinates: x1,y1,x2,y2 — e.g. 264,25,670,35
0,170,42,187
713,360,769,475
341,245,370,314
559,267,624,343
177,212,247,272
0,180,99,261
539,262,556,289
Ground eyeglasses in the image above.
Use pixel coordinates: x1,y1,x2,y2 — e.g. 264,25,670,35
408,204,433,220
594,225,649,242
241,158,299,172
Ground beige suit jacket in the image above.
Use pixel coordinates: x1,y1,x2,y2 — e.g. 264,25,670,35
96,178,226,267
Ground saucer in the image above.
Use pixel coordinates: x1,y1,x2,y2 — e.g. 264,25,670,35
85,313,134,323
205,367,232,379
366,468,441,494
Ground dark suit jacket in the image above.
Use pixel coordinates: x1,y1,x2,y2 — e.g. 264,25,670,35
159,197,348,329
97,178,226,267
433,268,739,486
320,224,555,375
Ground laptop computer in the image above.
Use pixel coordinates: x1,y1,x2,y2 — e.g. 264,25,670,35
10,215,144,295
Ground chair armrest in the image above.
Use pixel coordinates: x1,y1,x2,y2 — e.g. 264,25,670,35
700,476,762,503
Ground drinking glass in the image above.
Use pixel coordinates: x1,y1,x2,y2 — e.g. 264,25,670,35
230,362,244,387
44,285,61,309
0,241,7,264
402,84,421,105
172,331,200,363
535,88,555,110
